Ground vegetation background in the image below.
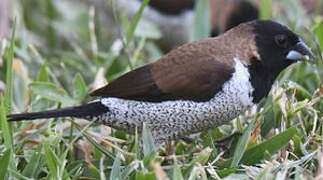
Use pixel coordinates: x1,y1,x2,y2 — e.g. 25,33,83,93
0,0,322,179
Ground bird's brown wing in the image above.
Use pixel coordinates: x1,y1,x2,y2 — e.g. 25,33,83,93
90,64,164,101
90,46,234,102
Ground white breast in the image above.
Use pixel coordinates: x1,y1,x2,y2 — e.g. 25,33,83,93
223,58,254,106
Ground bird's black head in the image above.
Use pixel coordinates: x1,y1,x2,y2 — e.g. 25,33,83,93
252,20,313,71
248,20,313,103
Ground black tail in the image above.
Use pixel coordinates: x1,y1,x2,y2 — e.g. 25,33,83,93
8,101,109,121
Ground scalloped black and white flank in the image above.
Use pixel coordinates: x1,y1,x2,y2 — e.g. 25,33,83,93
96,59,254,143
8,20,313,144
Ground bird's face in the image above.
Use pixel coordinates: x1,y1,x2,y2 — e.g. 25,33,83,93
241,20,314,103
253,21,313,72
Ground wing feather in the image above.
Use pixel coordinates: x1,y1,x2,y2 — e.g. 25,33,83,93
90,40,235,102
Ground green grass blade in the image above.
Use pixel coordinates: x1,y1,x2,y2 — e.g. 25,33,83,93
7,170,30,180
4,18,16,113
230,119,257,167
240,127,297,165
37,63,50,82
173,159,184,180
126,0,150,42
44,143,60,179
0,149,12,180
260,0,272,20
120,161,140,179
29,81,76,106
110,154,121,180
313,20,323,49
72,73,88,101
191,0,210,41
135,171,155,180
22,149,45,178
1,17,16,151
142,123,156,156
0,18,17,178
0,96,12,151
183,147,212,176
73,123,116,159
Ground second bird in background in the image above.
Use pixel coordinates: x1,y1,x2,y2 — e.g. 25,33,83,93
110,0,259,51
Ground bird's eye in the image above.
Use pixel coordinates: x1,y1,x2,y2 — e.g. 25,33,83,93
275,34,288,48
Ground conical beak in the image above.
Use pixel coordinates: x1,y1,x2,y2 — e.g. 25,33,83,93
286,40,314,61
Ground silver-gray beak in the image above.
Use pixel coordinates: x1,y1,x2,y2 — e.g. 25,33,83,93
286,41,314,61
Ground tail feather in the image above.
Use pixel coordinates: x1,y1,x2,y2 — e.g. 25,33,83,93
8,101,109,121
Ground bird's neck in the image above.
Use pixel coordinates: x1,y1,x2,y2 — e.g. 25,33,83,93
248,62,283,103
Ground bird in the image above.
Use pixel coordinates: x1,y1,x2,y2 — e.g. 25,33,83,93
8,20,313,145
146,0,259,38
108,0,258,51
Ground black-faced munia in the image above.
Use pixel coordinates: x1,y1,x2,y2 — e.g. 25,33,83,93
9,20,313,145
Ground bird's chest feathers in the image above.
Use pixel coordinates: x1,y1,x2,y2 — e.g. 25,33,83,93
101,58,254,132
200,58,254,124
216,58,254,107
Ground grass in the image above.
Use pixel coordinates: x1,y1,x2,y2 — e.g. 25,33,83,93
0,0,322,179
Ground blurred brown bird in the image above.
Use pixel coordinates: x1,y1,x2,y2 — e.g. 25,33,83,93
108,0,258,51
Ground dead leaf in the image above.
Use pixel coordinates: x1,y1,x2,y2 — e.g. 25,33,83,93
13,58,29,81
320,85,323,95
250,119,261,145
152,162,169,180
76,139,94,164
